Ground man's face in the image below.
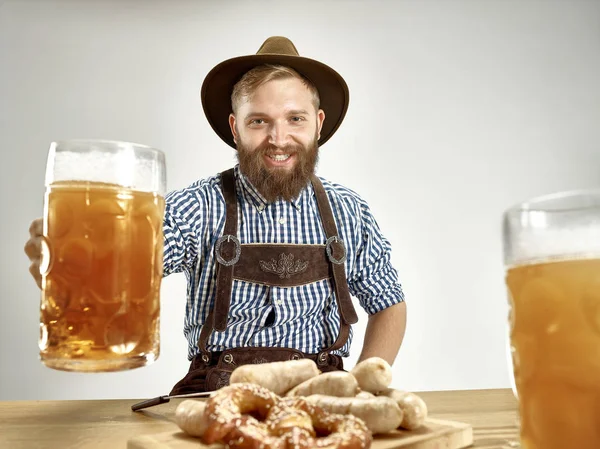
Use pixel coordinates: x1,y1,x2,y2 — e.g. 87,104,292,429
229,77,325,202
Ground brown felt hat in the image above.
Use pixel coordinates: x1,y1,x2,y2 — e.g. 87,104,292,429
200,36,349,149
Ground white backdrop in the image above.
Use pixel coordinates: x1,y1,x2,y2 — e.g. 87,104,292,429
1,0,599,401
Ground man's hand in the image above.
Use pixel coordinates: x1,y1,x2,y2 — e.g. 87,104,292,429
24,218,43,289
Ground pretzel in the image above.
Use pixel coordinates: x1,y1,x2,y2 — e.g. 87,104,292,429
199,383,372,449
202,382,278,444
275,397,371,449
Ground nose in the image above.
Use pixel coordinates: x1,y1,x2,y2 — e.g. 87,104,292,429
268,121,289,147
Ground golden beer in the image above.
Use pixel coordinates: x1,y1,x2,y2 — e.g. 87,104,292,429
506,258,600,449
40,181,165,372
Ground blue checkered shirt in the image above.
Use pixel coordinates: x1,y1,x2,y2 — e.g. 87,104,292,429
163,165,405,360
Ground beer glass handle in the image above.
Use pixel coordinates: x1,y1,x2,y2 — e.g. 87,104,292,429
131,395,170,412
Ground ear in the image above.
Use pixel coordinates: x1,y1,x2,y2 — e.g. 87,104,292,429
317,109,325,140
229,113,238,145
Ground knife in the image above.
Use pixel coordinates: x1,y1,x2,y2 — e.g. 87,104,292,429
131,391,213,412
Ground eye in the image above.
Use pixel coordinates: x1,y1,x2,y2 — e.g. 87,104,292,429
250,119,265,125
290,116,304,122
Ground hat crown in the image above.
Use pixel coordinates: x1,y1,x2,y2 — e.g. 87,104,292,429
256,36,299,56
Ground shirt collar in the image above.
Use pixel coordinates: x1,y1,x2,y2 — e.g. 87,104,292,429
233,164,313,211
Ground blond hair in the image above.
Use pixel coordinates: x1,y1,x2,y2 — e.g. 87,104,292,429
231,64,320,114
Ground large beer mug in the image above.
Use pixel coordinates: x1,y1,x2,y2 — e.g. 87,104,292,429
39,140,166,372
503,190,600,449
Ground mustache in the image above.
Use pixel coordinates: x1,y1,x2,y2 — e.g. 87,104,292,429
256,143,303,156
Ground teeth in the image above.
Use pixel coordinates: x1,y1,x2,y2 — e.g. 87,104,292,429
269,154,290,161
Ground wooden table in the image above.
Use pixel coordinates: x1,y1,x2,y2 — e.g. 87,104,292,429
0,389,520,449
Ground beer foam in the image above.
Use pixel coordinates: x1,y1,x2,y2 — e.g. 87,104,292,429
504,190,600,266
47,142,166,194
507,225,600,266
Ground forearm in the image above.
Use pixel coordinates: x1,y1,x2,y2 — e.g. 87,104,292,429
357,301,407,366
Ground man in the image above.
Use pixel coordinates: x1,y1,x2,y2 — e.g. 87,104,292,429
25,36,407,394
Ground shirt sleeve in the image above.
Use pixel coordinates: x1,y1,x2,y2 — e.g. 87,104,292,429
162,188,203,276
347,200,405,315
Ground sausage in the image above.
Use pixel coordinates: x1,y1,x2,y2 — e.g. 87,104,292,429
355,390,376,399
229,359,320,396
285,371,359,397
305,394,403,434
175,400,209,437
350,357,393,394
379,388,428,430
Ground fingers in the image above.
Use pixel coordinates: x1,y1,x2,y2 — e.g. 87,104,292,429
25,217,43,261
26,218,44,291
29,218,43,237
24,236,42,260
29,261,42,289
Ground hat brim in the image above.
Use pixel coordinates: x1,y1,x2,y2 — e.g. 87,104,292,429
201,54,349,149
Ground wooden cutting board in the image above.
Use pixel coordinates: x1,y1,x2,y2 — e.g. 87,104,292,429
127,417,473,449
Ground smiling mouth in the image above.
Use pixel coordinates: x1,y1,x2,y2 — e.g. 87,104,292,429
268,154,291,162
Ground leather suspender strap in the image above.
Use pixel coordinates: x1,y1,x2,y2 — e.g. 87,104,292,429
213,168,238,332
310,174,357,356
198,169,237,357
198,168,237,357
197,309,214,358
310,175,359,326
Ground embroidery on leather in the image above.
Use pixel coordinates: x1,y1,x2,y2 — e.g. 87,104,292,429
252,357,269,364
259,253,308,278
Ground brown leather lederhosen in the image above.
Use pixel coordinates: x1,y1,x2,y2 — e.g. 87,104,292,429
170,168,358,395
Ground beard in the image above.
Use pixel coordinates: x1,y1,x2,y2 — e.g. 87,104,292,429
236,135,319,203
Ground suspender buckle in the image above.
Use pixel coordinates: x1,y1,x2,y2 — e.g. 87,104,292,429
215,234,241,266
326,236,346,264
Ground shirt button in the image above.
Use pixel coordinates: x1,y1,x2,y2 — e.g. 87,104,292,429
258,205,265,212
278,217,285,224
275,300,283,305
